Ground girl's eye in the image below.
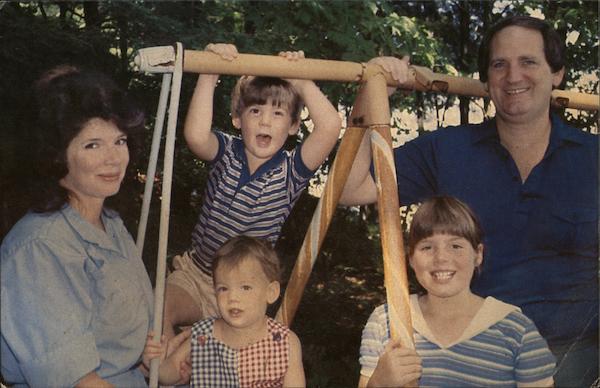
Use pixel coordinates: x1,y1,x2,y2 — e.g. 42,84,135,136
274,110,285,116
249,107,260,114
216,286,227,293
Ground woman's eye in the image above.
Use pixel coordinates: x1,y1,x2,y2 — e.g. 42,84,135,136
116,137,128,146
84,143,99,149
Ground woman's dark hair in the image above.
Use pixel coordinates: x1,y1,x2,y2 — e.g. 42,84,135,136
478,15,566,83
31,65,145,212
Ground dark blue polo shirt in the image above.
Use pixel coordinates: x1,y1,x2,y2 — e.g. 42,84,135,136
393,115,598,348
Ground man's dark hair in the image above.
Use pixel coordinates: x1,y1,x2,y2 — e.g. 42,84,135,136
478,15,566,83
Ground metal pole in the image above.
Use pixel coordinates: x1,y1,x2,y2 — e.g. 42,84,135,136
148,43,184,388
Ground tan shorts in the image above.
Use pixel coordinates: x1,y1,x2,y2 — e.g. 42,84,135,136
166,251,219,318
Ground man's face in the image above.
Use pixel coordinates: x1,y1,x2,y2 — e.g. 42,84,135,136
486,26,564,126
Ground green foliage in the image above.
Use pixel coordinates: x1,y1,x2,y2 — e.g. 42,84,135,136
1,1,597,385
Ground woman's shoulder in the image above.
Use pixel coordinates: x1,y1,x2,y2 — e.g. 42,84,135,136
1,210,65,254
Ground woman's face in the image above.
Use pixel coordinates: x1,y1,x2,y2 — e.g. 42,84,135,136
60,118,129,205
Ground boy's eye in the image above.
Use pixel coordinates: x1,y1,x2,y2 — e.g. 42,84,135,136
451,244,463,249
419,245,432,251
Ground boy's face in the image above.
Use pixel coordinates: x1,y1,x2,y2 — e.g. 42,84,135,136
232,98,300,169
214,257,280,331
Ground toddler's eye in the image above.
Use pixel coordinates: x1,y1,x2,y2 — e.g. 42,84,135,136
242,285,252,291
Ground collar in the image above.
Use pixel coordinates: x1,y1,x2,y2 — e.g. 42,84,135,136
60,204,119,251
410,294,519,349
470,114,586,148
232,136,288,182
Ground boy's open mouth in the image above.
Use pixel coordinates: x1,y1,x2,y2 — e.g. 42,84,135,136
256,134,272,147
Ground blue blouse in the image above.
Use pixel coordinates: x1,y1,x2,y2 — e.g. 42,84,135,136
1,205,154,387
392,114,598,348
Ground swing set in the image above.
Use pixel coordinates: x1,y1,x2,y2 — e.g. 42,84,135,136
133,43,599,386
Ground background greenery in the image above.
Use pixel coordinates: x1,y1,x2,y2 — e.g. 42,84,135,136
1,1,597,386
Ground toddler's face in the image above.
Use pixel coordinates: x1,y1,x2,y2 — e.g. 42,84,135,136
409,233,483,300
214,257,280,331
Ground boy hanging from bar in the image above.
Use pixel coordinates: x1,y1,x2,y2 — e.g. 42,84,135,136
162,43,342,338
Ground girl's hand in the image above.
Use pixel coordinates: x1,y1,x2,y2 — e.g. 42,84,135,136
368,339,422,387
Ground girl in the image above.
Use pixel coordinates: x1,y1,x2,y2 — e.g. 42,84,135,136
145,236,305,387
359,196,555,387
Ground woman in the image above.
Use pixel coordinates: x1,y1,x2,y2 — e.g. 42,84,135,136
1,65,154,387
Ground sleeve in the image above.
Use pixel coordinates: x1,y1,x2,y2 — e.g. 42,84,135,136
390,132,439,206
287,144,315,200
209,130,230,164
359,306,389,378
1,238,100,387
514,317,556,385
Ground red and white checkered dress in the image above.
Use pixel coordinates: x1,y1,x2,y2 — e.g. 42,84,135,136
191,317,290,388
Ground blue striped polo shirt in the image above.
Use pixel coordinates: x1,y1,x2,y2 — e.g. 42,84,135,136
360,295,556,387
189,131,314,275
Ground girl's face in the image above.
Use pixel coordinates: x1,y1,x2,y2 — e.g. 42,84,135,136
214,257,280,331
409,233,483,300
60,118,129,206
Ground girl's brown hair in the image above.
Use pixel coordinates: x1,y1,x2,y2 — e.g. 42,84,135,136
407,196,484,258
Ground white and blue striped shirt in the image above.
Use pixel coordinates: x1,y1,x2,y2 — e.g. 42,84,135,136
189,131,314,275
360,295,556,387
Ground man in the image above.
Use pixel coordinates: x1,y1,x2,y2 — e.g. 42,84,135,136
341,15,598,387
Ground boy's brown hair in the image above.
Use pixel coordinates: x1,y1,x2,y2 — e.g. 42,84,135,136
231,76,303,125
407,196,484,258
212,235,282,283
